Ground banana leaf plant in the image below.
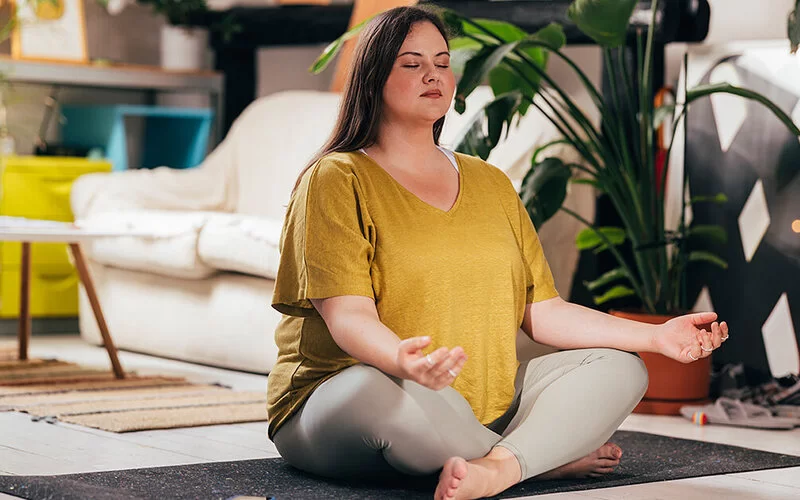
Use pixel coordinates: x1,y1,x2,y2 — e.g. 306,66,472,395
311,0,800,315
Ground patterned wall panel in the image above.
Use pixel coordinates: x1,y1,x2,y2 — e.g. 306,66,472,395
680,43,799,378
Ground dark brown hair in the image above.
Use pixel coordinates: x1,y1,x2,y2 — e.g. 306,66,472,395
291,6,451,194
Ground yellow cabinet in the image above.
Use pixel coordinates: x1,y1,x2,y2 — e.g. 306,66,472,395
0,156,112,318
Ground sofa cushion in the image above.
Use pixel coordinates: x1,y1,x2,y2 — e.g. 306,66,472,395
232,90,342,221
197,213,282,280
75,210,217,280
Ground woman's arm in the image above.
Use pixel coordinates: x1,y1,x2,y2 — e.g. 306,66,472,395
310,295,467,389
310,295,406,377
522,296,727,362
521,297,658,352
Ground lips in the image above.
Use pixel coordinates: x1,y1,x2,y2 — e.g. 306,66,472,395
421,90,442,97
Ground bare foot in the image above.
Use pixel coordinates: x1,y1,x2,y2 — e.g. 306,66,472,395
535,442,623,480
434,447,520,500
434,456,469,500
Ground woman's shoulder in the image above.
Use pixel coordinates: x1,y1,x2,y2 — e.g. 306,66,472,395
452,151,515,189
301,150,372,189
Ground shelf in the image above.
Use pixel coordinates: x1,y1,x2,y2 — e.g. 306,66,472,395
0,56,223,94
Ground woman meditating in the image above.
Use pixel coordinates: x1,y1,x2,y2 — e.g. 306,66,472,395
267,6,729,500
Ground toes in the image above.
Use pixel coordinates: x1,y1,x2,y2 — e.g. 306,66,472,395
596,458,620,468
601,443,623,459
594,466,616,474
452,458,468,481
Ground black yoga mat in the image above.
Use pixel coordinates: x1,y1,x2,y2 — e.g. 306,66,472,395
1,430,799,500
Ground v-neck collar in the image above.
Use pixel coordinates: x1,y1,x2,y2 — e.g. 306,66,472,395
357,148,464,216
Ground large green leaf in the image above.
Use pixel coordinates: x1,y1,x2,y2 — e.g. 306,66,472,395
593,285,636,305
489,64,533,115
457,119,491,160
454,92,523,160
687,83,800,136
688,225,727,244
689,251,728,269
486,24,566,116
575,227,626,251
566,0,638,48
519,157,571,229
462,18,529,42
584,267,628,291
309,18,369,74
449,36,482,52
456,43,519,113
533,22,568,49
790,1,799,54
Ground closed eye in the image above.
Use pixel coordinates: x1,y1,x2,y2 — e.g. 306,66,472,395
402,65,450,68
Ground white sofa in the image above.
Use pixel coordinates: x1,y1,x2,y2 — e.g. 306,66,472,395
71,88,597,374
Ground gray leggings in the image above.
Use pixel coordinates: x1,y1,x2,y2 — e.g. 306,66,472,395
272,348,648,481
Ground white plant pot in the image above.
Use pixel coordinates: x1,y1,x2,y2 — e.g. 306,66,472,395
160,25,209,71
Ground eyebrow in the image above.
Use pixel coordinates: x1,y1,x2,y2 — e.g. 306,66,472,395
397,51,450,57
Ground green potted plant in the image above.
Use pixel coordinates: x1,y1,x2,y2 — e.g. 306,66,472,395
312,0,800,413
98,0,240,70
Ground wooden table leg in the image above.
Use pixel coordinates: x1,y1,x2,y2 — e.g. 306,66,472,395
18,242,31,361
69,243,125,379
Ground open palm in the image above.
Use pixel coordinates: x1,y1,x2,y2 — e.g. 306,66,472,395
653,312,730,364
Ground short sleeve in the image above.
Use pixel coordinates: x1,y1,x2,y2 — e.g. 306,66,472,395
271,159,375,317
515,195,559,303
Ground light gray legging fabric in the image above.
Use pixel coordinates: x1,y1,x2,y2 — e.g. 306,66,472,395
272,348,649,481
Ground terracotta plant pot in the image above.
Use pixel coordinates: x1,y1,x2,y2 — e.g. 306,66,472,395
610,310,713,415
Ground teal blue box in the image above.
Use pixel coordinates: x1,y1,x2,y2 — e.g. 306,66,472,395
60,105,214,171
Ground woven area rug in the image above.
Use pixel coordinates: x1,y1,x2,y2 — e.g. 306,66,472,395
0,344,267,432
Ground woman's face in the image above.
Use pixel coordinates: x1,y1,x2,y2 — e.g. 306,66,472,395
382,21,456,126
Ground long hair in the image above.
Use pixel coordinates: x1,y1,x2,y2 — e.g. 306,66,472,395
291,6,451,194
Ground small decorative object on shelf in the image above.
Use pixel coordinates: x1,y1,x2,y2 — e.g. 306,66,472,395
11,0,89,63
99,0,241,71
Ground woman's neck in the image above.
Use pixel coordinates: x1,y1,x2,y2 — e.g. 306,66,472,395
369,119,440,172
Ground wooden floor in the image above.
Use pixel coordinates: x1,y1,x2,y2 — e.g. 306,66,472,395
1,335,799,499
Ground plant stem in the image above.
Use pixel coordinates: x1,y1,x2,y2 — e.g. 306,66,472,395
560,206,654,312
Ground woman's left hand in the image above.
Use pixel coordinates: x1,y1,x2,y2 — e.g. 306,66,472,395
652,312,730,364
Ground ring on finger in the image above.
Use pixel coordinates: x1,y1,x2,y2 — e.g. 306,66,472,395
688,351,699,361
447,369,457,378
426,354,434,366
721,335,729,341
701,346,714,352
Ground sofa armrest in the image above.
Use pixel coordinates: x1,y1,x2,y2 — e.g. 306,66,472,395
71,135,238,219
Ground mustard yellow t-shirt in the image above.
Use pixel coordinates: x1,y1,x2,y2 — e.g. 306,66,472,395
266,150,559,439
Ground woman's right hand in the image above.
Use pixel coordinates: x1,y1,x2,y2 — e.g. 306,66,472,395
395,336,467,391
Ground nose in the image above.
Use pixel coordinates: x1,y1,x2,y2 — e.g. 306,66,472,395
424,66,439,83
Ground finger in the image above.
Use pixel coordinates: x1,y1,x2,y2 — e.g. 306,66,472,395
696,329,709,349
416,347,448,371
399,336,431,356
701,330,714,358
711,322,722,349
721,321,729,340
686,344,702,362
443,354,468,381
688,311,717,326
434,357,467,389
431,347,465,379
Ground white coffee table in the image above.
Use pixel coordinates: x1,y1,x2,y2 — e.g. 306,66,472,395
0,218,148,379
